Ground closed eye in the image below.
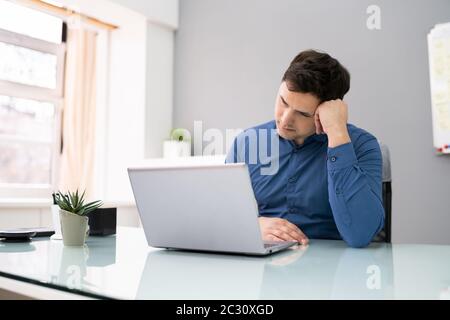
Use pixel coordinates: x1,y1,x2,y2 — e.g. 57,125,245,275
296,110,313,118
280,95,314,118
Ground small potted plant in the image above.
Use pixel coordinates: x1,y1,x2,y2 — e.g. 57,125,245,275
54,190,103,247
163,128,191,158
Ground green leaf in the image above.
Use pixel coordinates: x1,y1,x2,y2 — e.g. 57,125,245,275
53,190,102,216
82,200,103,215
62,194,72,209
73,190,79,208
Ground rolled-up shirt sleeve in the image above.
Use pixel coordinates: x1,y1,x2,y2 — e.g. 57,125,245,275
327,137,385,248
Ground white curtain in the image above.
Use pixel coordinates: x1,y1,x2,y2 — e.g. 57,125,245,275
59,26,97,199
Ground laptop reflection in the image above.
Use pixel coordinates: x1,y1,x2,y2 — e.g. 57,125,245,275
135,246,305,300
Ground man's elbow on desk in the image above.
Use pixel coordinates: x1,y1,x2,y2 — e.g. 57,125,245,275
340,216,385,248
342,235,372,249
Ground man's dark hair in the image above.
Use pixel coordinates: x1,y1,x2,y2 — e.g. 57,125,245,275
282,49,350,102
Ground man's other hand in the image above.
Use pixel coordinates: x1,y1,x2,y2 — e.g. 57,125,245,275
314,99,351,147
258,217,309,245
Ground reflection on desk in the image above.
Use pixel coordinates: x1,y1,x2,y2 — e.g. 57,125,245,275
136,242,394,299
0,234,117,297
259,242,393,299
137,250,267,299
0,227,449,300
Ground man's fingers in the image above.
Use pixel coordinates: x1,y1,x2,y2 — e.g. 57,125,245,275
260,217,309,244
277,220,309,245
314,112,322,134
269,229,298,242
315,112,324,134
265,233,284,242
318,119,324,134
277,226,307,244
280,219,305,235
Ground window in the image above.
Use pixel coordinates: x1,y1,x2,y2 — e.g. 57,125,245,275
0,0,65,198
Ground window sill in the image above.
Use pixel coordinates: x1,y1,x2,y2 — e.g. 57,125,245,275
0,198,52,208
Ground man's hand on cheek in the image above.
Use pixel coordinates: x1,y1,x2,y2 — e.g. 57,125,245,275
314,99,351,148
258,217,309,245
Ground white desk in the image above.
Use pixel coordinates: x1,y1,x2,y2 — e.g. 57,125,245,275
0,227,449,299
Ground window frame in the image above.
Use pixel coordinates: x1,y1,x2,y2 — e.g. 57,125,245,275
0,27,65,199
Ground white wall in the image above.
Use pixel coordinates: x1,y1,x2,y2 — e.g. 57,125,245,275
112,0,179,159
145,23,174,158
103,15,147,203
106,0,178,29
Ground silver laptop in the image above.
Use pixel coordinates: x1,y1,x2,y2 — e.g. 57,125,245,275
127,162,297,256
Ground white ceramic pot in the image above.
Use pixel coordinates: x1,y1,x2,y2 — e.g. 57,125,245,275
163,140,191,158
59,209,89,247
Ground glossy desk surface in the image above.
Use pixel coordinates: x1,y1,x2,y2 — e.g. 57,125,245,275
0,227,449,300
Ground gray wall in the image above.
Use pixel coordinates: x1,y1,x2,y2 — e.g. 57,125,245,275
173,0,450,244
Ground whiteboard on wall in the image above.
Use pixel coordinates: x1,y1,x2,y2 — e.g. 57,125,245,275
428,23,450,154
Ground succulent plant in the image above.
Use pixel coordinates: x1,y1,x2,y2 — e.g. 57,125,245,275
170,128,191,142
53,190,103,216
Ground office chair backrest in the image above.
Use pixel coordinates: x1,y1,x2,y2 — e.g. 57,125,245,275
373,141,392,243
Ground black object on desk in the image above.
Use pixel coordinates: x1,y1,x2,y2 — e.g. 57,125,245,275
0,228,55,241
0,227,55,241
0,230,35,242
0,227,55,242
88,207,117,236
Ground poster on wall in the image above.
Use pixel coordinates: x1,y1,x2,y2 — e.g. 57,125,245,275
428,22,450,154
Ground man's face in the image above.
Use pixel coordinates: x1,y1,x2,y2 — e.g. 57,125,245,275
274,81,321,144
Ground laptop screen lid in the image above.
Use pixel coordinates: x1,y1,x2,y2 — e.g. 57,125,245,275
128,163,268,255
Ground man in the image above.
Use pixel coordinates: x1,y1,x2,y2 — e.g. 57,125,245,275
226,49,385,248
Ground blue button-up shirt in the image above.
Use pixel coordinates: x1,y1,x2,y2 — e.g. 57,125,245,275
225,120,385,248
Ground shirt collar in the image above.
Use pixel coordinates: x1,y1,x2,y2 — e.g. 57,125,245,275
269,120,327,147
286,133,327,148
309,133,328,143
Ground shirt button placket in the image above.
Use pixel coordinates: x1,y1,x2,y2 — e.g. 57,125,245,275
287,148,300,213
